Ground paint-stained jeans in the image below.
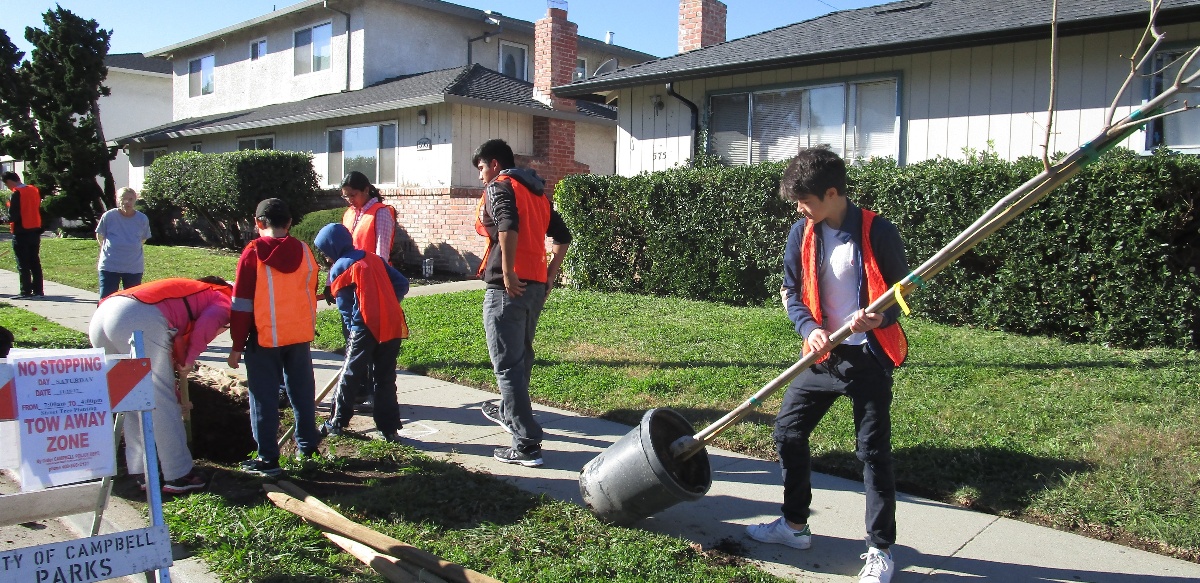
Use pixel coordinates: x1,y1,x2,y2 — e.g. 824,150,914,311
774,342,897,549
483,283,546,453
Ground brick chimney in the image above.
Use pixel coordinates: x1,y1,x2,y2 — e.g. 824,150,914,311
678,0,727,53
523,1,587,195
533,1,577,111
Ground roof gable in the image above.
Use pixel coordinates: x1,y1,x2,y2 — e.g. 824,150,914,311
557,0,1200,95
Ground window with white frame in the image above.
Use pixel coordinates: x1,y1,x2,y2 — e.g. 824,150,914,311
143,148,168,167
0,161,15,175
327,123,397,185
295,22,332,75
499,41,528,80
1147,48,1200,152
708,77,898,165
575,57,588,81
238,136,274,151
250,38,267,61
190,142,203,152
188,55,214,97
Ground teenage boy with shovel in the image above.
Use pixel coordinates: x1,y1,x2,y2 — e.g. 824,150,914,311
745,148,909,583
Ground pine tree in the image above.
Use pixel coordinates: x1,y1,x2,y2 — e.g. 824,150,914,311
0,31,41,181
0,7,116,220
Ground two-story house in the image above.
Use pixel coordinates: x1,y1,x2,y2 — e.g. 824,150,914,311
556,0,1200,176
116,0,652,272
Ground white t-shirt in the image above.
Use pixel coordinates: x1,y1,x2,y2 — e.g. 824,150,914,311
819,225,867,346
96,209,151,274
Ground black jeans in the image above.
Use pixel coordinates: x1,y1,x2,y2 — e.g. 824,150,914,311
13,231,43,295
330,329,401,434
774,342,896,548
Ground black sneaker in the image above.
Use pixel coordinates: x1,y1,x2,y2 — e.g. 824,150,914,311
318,421,344,437
493,446,543,467
162,471,207,494
239,457,282,477
481,401,514,435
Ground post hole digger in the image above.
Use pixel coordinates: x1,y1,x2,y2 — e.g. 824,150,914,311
579,44,1200,525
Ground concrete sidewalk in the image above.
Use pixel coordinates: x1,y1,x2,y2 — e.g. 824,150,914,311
1,270,1198,582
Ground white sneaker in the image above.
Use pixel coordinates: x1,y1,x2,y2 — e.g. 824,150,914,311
858,547,894,583
745,517,812,550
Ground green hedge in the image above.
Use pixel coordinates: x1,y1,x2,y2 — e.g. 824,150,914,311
291,207,345,253
140,150,320,249
555,149,1200,349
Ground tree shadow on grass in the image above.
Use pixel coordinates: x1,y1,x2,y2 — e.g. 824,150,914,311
598,406,776,432
289,452,542,530
813,445,1095,515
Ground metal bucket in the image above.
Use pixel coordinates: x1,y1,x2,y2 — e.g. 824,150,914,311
579,408,712,525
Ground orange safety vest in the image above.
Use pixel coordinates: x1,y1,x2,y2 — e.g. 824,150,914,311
7,185,42,232
800,209,908,367
106,278,233,364
342,203,394,258
253,243,318,347
330,252,409,342
474,175,550,282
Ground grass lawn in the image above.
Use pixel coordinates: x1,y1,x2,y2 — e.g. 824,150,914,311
0,237,241,291
312,289,1200,561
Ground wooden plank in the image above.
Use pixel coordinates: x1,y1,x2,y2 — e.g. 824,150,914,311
0,481,104,527
263,484,503,583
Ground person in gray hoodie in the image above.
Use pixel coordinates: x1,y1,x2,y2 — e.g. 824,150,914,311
314,222,409,442
471,139,571,467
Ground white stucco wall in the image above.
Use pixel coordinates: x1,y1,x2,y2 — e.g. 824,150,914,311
613,23,1200,176
102,69,172,189
163,0,644,122
575,120,616,176
169,1,362,121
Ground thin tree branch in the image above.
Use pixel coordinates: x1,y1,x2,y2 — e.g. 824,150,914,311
1106,0,1164,127
1042,0,1059,171
1111,103,1198,133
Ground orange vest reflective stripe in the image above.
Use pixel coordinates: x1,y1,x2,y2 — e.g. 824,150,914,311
8,185,42,231
253,244,318,347
342,203,393,257
330,252,408,342
800,209,908,367
474,175,550,282
107,278,233,363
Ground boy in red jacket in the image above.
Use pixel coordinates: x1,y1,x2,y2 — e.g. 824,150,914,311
227,199,321,477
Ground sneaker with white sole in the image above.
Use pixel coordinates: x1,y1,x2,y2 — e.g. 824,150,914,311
493,446,543,467
481,401,515,434
162,471,207,494
858,547,894,583
239,457,282,478
745,517,812,549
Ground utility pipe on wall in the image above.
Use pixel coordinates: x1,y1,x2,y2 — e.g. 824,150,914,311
324,1,351,92
665,82,699,154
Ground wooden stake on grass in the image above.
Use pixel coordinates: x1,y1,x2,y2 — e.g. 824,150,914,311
324,532,452,583
178,372,193,445
278,370,341,449
262,484,502,583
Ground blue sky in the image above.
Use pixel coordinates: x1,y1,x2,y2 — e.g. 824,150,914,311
1,0,884,61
